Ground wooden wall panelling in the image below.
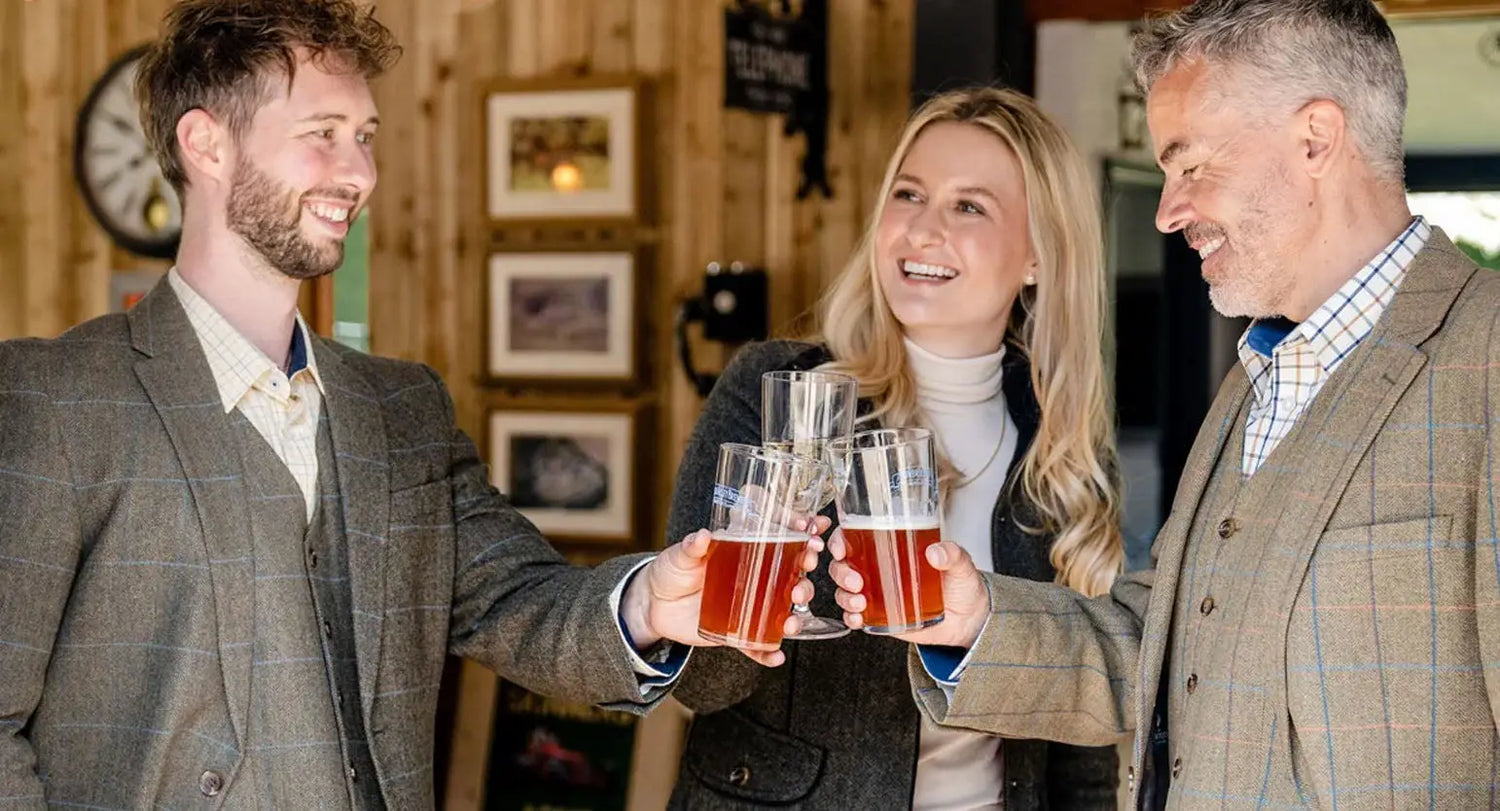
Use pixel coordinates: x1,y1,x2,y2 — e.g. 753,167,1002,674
0,0,23,339
21,0,67,340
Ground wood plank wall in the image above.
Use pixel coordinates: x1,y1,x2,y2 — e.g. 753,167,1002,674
0,0,913,806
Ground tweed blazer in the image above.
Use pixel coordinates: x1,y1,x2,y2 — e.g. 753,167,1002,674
910,229,1500,808
666,340,1118,810
0,280,664,809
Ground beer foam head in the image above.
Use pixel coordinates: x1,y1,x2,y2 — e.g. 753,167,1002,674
838,514,940,531
710,530,810,544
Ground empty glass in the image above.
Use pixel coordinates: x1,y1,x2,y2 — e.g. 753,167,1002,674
761,369,859,640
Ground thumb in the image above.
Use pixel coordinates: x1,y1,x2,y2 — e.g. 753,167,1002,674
652,530,712,595
926,541,975,575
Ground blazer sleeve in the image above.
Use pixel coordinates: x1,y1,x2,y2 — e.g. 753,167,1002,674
0,346,81,807
666,341,805,714
908,565,1152,747
435,367,663,713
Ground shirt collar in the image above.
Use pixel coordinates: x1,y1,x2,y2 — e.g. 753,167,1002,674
167,268,325,413
1238,216,1430,373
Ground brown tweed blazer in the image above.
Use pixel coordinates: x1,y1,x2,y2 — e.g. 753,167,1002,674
0,280,663,808
910,229,1500,808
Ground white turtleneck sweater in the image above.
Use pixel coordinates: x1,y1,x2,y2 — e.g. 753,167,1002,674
906,338,1016,811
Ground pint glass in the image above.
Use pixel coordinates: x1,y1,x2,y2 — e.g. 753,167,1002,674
829,428,943,634
698,443,829,651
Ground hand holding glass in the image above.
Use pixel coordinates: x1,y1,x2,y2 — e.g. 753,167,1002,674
828,428,944,634
761,369,858,640
698,443,830,652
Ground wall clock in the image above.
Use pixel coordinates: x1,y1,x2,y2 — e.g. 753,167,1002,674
73,44,182,260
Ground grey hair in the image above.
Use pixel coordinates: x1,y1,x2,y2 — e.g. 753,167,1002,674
1131,0,1407,183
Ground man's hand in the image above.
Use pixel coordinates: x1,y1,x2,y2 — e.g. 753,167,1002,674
828,528,990,649
622,516,830,667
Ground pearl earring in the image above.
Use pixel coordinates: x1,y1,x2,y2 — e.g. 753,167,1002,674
1024,273,1037,286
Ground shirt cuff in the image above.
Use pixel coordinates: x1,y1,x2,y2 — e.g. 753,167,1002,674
611,555,692,695
916,612,992,700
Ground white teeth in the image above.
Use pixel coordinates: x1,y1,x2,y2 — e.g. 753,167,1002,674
1198,238,1225,259
901,260,958,279
308,203,351,223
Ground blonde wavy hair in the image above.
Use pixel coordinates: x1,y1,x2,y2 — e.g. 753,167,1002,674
812,87,1123,597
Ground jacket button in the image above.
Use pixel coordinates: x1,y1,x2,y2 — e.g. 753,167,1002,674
199,770,223,797
1200,595,1216,615
1172,757,1184,778
1186,673,1198,694
1217,518,1237,539
1127,765,1135,789
728,765,751,787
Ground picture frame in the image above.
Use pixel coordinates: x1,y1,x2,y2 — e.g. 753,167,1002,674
1378,0,1500,16
484,76,642,226
485,248,643,385
486,399,651,546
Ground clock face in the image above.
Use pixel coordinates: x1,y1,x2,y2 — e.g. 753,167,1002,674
74,45,183,259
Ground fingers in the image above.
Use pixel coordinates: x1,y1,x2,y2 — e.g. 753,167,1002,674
799,543,821,573
828,560,862,593
834,586,865,615
827,527,847,561
790,578,814,606
843,610,864,630
739,648,787,667
812,515,833,535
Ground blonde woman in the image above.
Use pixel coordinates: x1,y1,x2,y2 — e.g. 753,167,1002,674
665,86,1124,810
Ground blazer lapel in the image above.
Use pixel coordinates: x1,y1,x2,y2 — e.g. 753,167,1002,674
1131,367,1253,773
128,280,255,747
312,339,390,724
1267,229,1478,612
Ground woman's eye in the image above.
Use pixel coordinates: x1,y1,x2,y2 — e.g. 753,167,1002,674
893,188,920,203
957,200,985,216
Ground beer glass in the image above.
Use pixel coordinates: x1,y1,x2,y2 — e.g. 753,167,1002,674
828,428,944,634
761,369,859,640
699,443,830,652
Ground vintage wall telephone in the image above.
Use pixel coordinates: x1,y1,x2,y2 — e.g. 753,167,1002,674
675,261,769,397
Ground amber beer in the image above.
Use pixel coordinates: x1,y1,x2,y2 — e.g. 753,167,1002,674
840,516,944,633
698,531,807,651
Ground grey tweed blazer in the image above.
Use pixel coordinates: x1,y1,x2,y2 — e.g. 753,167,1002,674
0,280,663,809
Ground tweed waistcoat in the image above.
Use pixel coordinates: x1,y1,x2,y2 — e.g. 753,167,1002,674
224,411,381,808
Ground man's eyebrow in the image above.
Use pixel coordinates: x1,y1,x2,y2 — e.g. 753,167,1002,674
1156,139,1188,168
295,113,380,126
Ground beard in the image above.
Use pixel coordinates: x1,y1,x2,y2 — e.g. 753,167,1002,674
1193,175,1294,319
226,159,356,281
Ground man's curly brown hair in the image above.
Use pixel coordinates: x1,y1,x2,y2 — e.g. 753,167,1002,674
135,0,402,196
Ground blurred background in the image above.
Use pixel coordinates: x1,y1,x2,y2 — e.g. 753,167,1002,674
1,0,1497,807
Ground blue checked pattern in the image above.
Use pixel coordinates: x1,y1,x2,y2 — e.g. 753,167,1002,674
1238,217,1430,476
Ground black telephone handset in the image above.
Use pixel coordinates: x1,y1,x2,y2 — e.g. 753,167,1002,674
676,262,769,397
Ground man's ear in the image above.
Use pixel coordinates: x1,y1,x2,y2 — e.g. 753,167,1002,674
1298,98,1346,179
176,109,231,185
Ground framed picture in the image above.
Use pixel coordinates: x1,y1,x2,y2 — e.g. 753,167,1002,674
485,76,641,225
487,400,649,546
1379,0,1500,16
485,250,641,384
484,680,638,811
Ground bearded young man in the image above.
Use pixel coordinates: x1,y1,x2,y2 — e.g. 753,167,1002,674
833,1,1500,808
0,1,819,807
